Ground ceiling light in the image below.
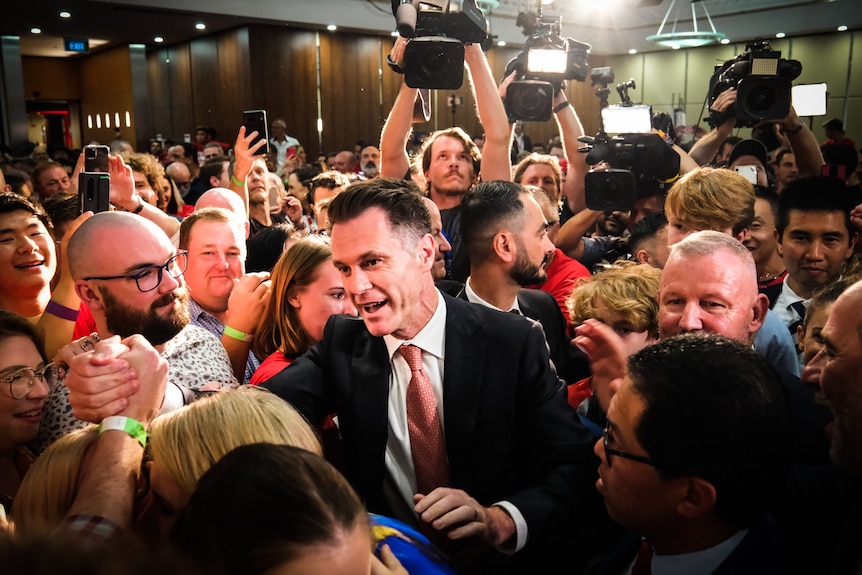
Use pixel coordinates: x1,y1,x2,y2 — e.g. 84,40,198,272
30,27,41,34
154,36,164,43
838,25,848,32
775,32,785,38
195,23,206,30
497,40,507,47
326,24,337,31
59,11,71,18
720,38,730,45
628,48,637,55
646,0,726,49
390,30,399,37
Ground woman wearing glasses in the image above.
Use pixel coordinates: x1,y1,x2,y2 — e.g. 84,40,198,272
0,310,62,519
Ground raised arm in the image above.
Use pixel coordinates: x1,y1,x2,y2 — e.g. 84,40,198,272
776,105,824,176
688,88,738,166
464,43,511,182
108,155,179,241
65,335,166,529
230,126,267,215
380,37,417,180
554,87,589,215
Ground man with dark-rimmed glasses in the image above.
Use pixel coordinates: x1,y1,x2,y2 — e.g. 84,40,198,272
594,333,792,574
32,211,235,453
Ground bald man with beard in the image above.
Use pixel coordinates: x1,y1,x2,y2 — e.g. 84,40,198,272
33,211,235,453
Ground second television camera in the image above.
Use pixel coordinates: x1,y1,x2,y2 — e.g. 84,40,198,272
392,0,488,90
503,6,590,122
707,38,802,127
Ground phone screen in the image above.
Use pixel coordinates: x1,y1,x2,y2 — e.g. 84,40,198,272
243,110,270,155
735,165,759,185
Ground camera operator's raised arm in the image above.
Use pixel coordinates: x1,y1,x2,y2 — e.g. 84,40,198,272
464,43,512,182
689,88,737,166
379,37,416,180
553,86,589,215
774,104,824,177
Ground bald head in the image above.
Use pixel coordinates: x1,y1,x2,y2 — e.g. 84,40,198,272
165,162,191,183
68,211,169,279
195,188,250,239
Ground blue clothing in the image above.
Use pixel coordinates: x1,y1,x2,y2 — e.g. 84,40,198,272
371,514,457,575
754,308,800,378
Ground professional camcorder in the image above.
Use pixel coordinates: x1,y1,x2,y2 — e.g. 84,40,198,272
392,0,488,89
503,7,590,122
579,132,680,211
578,69,680,211
707,38,802,128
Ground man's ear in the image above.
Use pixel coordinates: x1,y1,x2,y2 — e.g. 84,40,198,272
676,477,718,519
749,293,769,336
492,231,515,264
635,248,651,265
774,228,784,257
417,233,436,271
75,280,103,311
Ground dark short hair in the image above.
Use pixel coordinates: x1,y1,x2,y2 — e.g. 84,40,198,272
628,333,790,528
460,180,527,263
0,309,48,364
308,171,350,206
245,223,300,273
292,164,322,191
198,157,228,184
327,178,430,249
627,211,667,256
0,192,51,231
754,185,780,219
776,175,855,241
821,143,859,176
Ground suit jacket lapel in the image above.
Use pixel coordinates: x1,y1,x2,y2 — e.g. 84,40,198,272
441,296,485,487
348,331,392,510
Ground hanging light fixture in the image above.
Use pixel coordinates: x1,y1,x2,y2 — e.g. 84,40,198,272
646,0,726,49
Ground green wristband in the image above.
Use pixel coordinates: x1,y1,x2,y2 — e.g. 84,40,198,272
224,325,252,343
98,415,147,448
231,175,245,187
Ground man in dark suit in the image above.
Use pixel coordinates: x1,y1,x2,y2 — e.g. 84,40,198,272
781,279,862,574
457,180,589,384
261,178,600,573
594,334,792,574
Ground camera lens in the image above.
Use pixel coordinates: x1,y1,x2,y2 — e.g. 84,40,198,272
746,84,776,114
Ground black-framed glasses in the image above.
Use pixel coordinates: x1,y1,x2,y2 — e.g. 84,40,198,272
603,423,658,468
0,362,65,399
83,250,188,293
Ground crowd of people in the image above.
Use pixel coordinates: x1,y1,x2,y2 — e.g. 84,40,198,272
1,33,862,575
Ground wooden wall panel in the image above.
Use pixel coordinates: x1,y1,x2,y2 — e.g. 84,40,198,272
212,27,251,142
166,44,194,140
147,49,172,140
190,37,221,129
249,26,319,158
318,33,388,155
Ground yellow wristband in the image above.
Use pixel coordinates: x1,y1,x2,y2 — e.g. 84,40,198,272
224,325,252,343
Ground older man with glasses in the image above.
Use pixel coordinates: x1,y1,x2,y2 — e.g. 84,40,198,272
32,211,235,454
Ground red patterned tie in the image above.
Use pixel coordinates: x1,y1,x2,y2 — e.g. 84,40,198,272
631,538,653,575
399,344,451,494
